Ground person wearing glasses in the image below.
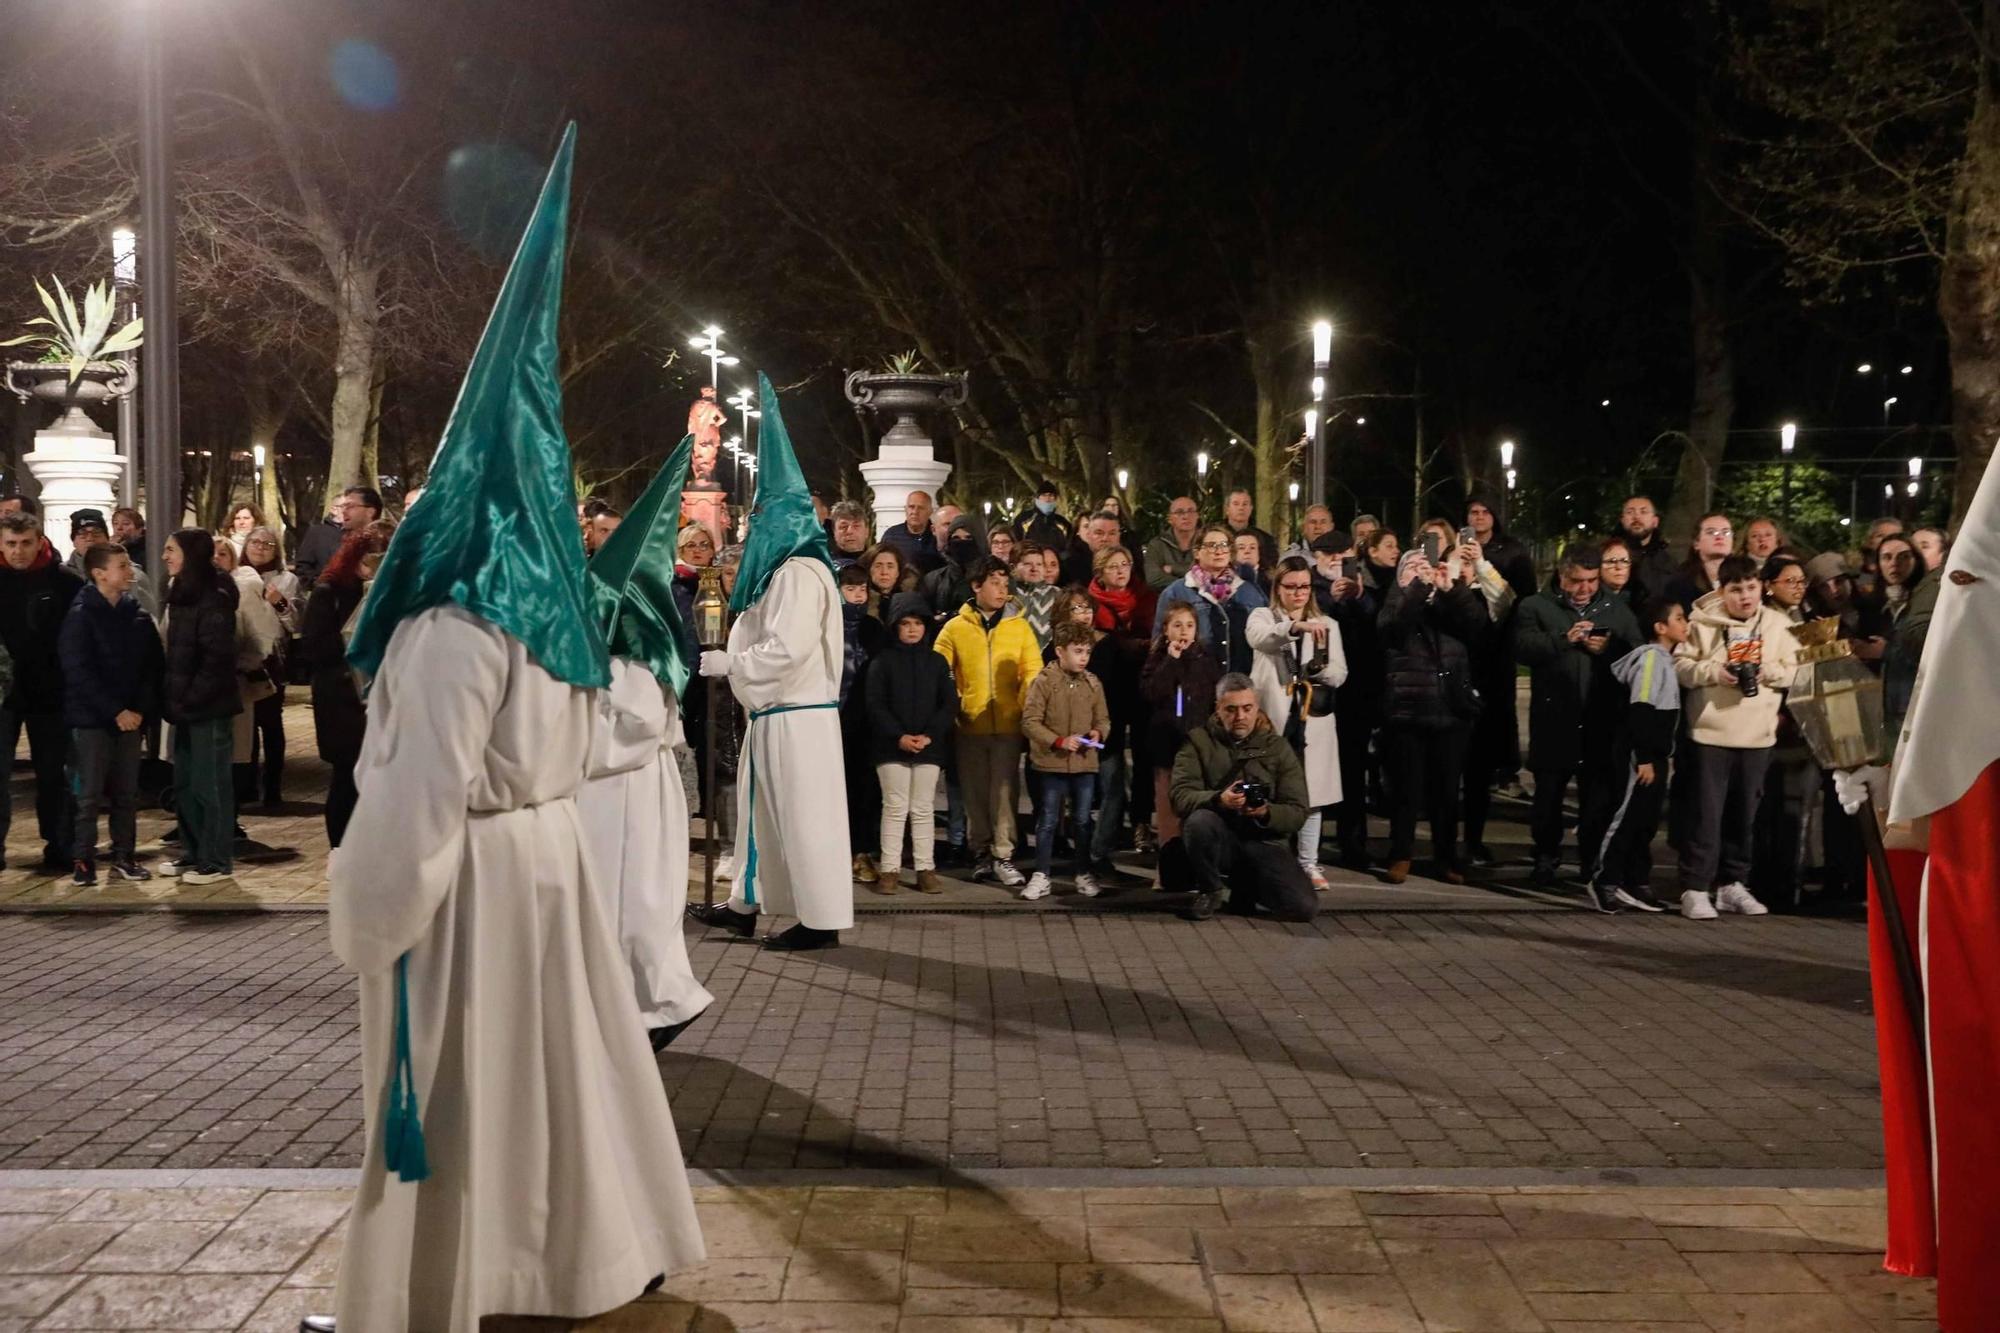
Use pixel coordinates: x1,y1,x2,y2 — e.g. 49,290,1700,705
1146,496,1202,590
1597,536,1639,606
1152,523,1268,673
1247,556,1348,891
1665,512,1736,611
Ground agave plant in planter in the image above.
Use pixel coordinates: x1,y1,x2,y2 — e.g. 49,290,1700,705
845,352,968,451
4,277,143,428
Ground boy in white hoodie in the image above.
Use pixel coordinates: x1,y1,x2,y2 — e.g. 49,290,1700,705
1672,555,1800,920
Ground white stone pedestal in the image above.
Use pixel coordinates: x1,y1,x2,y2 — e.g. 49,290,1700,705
859,444,952,542
25,424,125,559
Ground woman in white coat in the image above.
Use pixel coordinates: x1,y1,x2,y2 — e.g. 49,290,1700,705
1248,555,1349,890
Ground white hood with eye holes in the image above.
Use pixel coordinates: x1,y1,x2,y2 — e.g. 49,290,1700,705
1890,458,2000,825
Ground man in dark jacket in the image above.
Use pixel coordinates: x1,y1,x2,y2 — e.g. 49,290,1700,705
291,486,382,584
1309,531,1379,867
1618,495,1679,603
1512,546,1642,886
1170,674,1314,922
0,512,84,870
1013,479,1075,552
917,514,984,623
59,543,164,884
880,490,941,572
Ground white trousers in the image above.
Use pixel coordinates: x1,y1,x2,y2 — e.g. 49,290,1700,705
879,761,942,873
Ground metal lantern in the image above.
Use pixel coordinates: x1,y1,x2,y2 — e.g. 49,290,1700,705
1784,618,1891,771
694,564,729,649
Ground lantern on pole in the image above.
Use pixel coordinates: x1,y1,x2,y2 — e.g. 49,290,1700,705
1785,617,1923,1054
694,565,731,906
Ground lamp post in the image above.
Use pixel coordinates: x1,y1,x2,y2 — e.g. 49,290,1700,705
1907,456,1923,517
1309,320,1332,509
110,226,138,511
1498,439,1515,527
690,327,738,492
1780,422,1797,523
138,3,179,572
693,568,730,906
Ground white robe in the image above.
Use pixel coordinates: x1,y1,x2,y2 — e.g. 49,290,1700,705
724,557,854,930
579,657,714,1028
329,606,703,1331
1247,607,1349,807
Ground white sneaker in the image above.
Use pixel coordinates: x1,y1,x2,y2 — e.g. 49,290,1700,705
1074,873,1100,898
714,857,735,882
1680,890,1718,921
1716,882,1769,916
157,860,191,878
181,868,233,887
993,859,1026,887
1021,872,1051,900
1308,866,1330,892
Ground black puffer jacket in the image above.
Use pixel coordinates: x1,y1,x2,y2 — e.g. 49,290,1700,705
1378,577,1487,731
59,585,164,729
0,558,85,713
865,594,959,765
163,575,242,724
1139,640,1223,760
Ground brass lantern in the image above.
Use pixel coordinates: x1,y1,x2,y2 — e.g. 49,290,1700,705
1784,618,1890,771
693,564,729,649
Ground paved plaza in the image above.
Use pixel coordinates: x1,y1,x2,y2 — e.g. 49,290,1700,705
0,709,1932,1329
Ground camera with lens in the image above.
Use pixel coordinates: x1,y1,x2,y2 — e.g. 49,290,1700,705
1233,779,1271,807
1730,661,1760,698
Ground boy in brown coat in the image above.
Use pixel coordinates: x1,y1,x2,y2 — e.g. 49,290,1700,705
1020,621,1112,900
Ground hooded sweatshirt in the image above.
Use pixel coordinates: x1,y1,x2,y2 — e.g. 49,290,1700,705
1611,642,1680,766
1674,596,1799,749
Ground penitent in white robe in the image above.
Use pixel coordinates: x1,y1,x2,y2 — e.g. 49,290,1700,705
578,657,714,1028
329,605,703,1332
724,556,854,931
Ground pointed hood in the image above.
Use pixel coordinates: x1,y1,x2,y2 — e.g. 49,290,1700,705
730,371,832,613
347,124,608,689
587,434,695,695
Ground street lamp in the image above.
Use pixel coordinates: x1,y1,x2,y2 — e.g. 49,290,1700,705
1498,439,1516,525
725,386,759,496
1196,450,1209,478
688,326,738,403
1883,396,1899,424
1355,416,1366,426
138,4,180,574
1308,319,1332,510
1780,422,1797,522
1901,365,1914,376
1857,362,1873,374
110,225,139,510
1116,466,1129,491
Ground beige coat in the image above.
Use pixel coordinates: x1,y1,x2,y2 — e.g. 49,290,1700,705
1674,596,1800,749
1021,664,1111,774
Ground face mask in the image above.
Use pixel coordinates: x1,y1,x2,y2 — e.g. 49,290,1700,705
1035,498,1056,515
948,536,977,564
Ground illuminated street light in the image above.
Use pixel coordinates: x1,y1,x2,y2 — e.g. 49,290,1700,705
1857,362,1873,374
982,500,992,516
1288,481,1300,502
1884,396,1899,425
1196,450,1209,478
1004,495,1016,512
1908,456,1923,480
1600,398,1610,407
1505,468,1517,490
1901,365,1914,375
1499,439,1515,468
1355,416,1366,426
1303,408,1318,440
1780,422,1797,521
1116,467,1129,490
689,327,739,399
1310,376,1324,401
1308,320,1332,513
1780,422,1797,455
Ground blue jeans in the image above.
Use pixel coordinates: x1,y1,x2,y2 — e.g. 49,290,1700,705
1033,770,1095,877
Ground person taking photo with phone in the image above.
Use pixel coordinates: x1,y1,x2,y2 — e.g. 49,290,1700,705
1513,544,1641,895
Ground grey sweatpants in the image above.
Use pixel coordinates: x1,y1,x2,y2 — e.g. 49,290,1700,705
1676,741,1774,894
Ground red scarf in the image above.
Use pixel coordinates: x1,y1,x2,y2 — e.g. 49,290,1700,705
1090,578,1148,634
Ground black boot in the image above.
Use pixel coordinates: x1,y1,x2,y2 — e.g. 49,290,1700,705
763,923,838,951
648,1008,706,1051
685,902,757,938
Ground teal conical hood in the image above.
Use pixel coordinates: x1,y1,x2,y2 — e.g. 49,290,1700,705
347,123,609,689
730,371,832,613
587,434,695,696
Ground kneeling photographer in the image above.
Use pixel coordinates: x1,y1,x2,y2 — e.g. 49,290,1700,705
1169,673,1315,921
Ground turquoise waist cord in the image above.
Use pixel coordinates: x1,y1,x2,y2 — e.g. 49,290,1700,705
380,954,430,1183
740,700,839,909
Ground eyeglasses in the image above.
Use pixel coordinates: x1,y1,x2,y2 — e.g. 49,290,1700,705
1701,525,1733,538
1277,580,1313,592
1197,540,1233,552
1601,556,1631,566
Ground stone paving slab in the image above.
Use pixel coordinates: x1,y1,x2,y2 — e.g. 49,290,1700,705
0,907,1881,1173
0,1180,1935,1330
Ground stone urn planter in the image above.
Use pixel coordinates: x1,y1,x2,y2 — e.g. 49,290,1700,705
7,361,133,556
845,369,968,538
7,360,133,435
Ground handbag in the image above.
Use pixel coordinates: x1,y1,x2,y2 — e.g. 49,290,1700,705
1425,625,1483,721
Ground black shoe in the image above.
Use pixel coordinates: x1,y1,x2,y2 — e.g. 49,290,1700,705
648,1009,705,1051
1612,884,1667,913
1089,859,1144,886
1531,856,1559,888
1183,890,1218,922
109,860,152,883
763,923,838,952
161,825,181,844
1582,881,1622,914
971,854,996,882
685,902,757,938
71,860,96,887
1468,842,1498,866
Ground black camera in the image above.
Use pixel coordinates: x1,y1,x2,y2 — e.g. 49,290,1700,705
1233,779,1271,807
1731,661,1760,698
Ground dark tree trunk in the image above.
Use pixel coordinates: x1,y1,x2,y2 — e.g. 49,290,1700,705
1666,11,1733,548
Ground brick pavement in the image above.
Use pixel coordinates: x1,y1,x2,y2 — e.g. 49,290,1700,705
0,908,1881,1174
0,1178,1933,1331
